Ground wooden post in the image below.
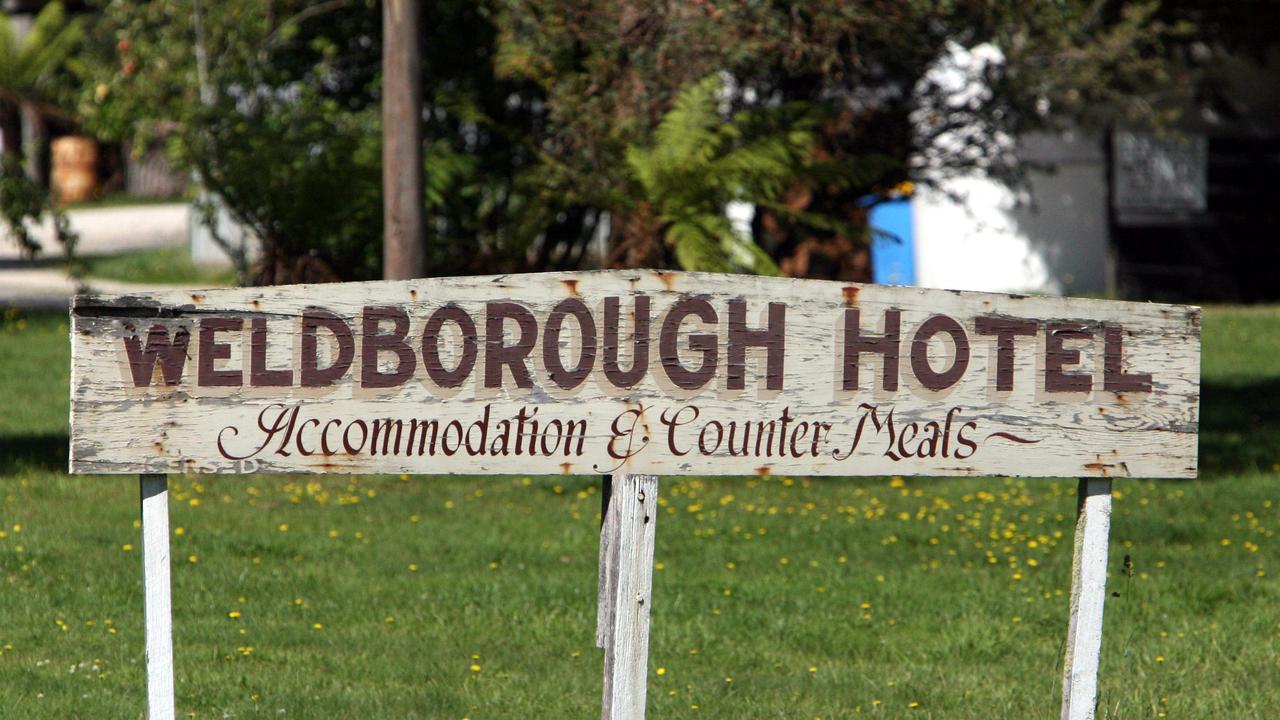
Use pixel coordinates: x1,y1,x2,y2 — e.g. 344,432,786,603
140,474,175,720
382,0,425,280
596,475,616,650
597,474,658,720
1060,478,1113,720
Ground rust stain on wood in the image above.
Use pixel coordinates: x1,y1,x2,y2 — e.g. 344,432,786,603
841,286,860,306
561,279,581,297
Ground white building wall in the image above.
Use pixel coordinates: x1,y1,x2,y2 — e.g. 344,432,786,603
913,131,1111,296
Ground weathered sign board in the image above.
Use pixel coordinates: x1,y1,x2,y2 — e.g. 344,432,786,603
68,270,1201,720
70,270,1199,478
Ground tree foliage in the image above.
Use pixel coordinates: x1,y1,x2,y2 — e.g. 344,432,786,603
0,2,82,264
627,74,886,275
80,0,552,283
80,0,383,283
79,0,1199,284
497,0,1194,279
0,2,85,110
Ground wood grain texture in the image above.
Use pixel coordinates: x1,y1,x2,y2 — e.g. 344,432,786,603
140,474,175,720
599,474,658,720
69,270,1199,477
1060,478,1113,720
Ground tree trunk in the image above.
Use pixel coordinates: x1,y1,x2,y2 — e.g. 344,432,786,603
19,99,47,185
0,101,21,162
381,0,424,280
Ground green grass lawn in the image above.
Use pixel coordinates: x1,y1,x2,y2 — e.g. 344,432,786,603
0,305,1276,718
63,192,190,211
80,246,237,288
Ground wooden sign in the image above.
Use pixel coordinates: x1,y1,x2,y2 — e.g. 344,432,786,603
70,270,1200,478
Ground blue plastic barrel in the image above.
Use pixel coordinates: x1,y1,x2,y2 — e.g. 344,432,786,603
868,197,915,286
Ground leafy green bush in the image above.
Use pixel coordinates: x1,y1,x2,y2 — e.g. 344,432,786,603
0,154,79,273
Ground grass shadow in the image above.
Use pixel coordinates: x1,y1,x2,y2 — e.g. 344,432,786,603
1198,378,1280,476
0,434,69,474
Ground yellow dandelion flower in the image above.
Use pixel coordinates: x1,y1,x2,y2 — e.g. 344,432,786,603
228,611,241,619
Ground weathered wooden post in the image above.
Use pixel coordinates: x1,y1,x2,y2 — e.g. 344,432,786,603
1061,477,1114,720
139,473,175,720
382,0,425,279
597,474,659,720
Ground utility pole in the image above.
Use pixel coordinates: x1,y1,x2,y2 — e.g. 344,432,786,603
382,0,425,279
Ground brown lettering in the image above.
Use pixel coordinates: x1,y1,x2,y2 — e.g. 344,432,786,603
361,306,415,388
910,315,970,391
1103,324,1153,393
727,299,785,390
250,317,293,387
300,310,355,387
660,405,700,456
659,298,718,390
842,309,900,391
198,317,242,387
484,302,537,388
421,304,477,388
123,324,190,387
974,316,1037,391
602,295,651,389
543,298,598,390
295,418,320,456
1045,322,1093,393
